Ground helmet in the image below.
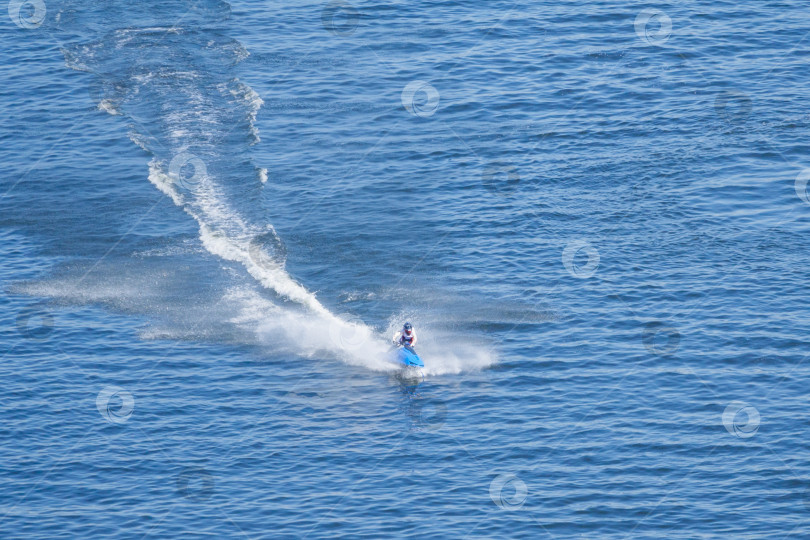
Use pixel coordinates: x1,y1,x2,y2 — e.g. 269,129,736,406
403,322,413,333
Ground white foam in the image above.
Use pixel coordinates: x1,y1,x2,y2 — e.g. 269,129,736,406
199,223,326,315
147,158,497,375
128,132,150,152
97,99,120,115
417,342,496,376
61,29,495,376
222,287,394,371
382,318,496,375
147,160,185,206
220,79,264,144
148,161,341,330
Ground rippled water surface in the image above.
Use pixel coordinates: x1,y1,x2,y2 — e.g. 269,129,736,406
3,0,810,538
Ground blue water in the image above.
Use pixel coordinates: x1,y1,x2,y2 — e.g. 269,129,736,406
3,0,810,537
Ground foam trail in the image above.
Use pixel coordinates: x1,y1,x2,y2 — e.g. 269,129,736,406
147,161,396,370
57,6,495,374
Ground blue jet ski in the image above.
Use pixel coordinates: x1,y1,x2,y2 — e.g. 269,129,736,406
395,345,424,368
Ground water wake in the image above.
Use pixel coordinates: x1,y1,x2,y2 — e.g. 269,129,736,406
55,2,495,374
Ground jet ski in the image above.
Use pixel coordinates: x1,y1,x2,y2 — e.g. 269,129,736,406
395,345,424,368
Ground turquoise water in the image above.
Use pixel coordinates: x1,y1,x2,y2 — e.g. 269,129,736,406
3,0,810,537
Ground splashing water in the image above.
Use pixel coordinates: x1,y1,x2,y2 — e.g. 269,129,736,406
56,4,495,375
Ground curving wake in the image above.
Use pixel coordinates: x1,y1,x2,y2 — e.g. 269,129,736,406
57,1,495,375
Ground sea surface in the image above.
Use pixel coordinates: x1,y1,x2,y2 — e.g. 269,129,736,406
2,0,810,538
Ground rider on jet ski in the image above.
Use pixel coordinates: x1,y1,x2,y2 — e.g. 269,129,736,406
393,322,417,348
